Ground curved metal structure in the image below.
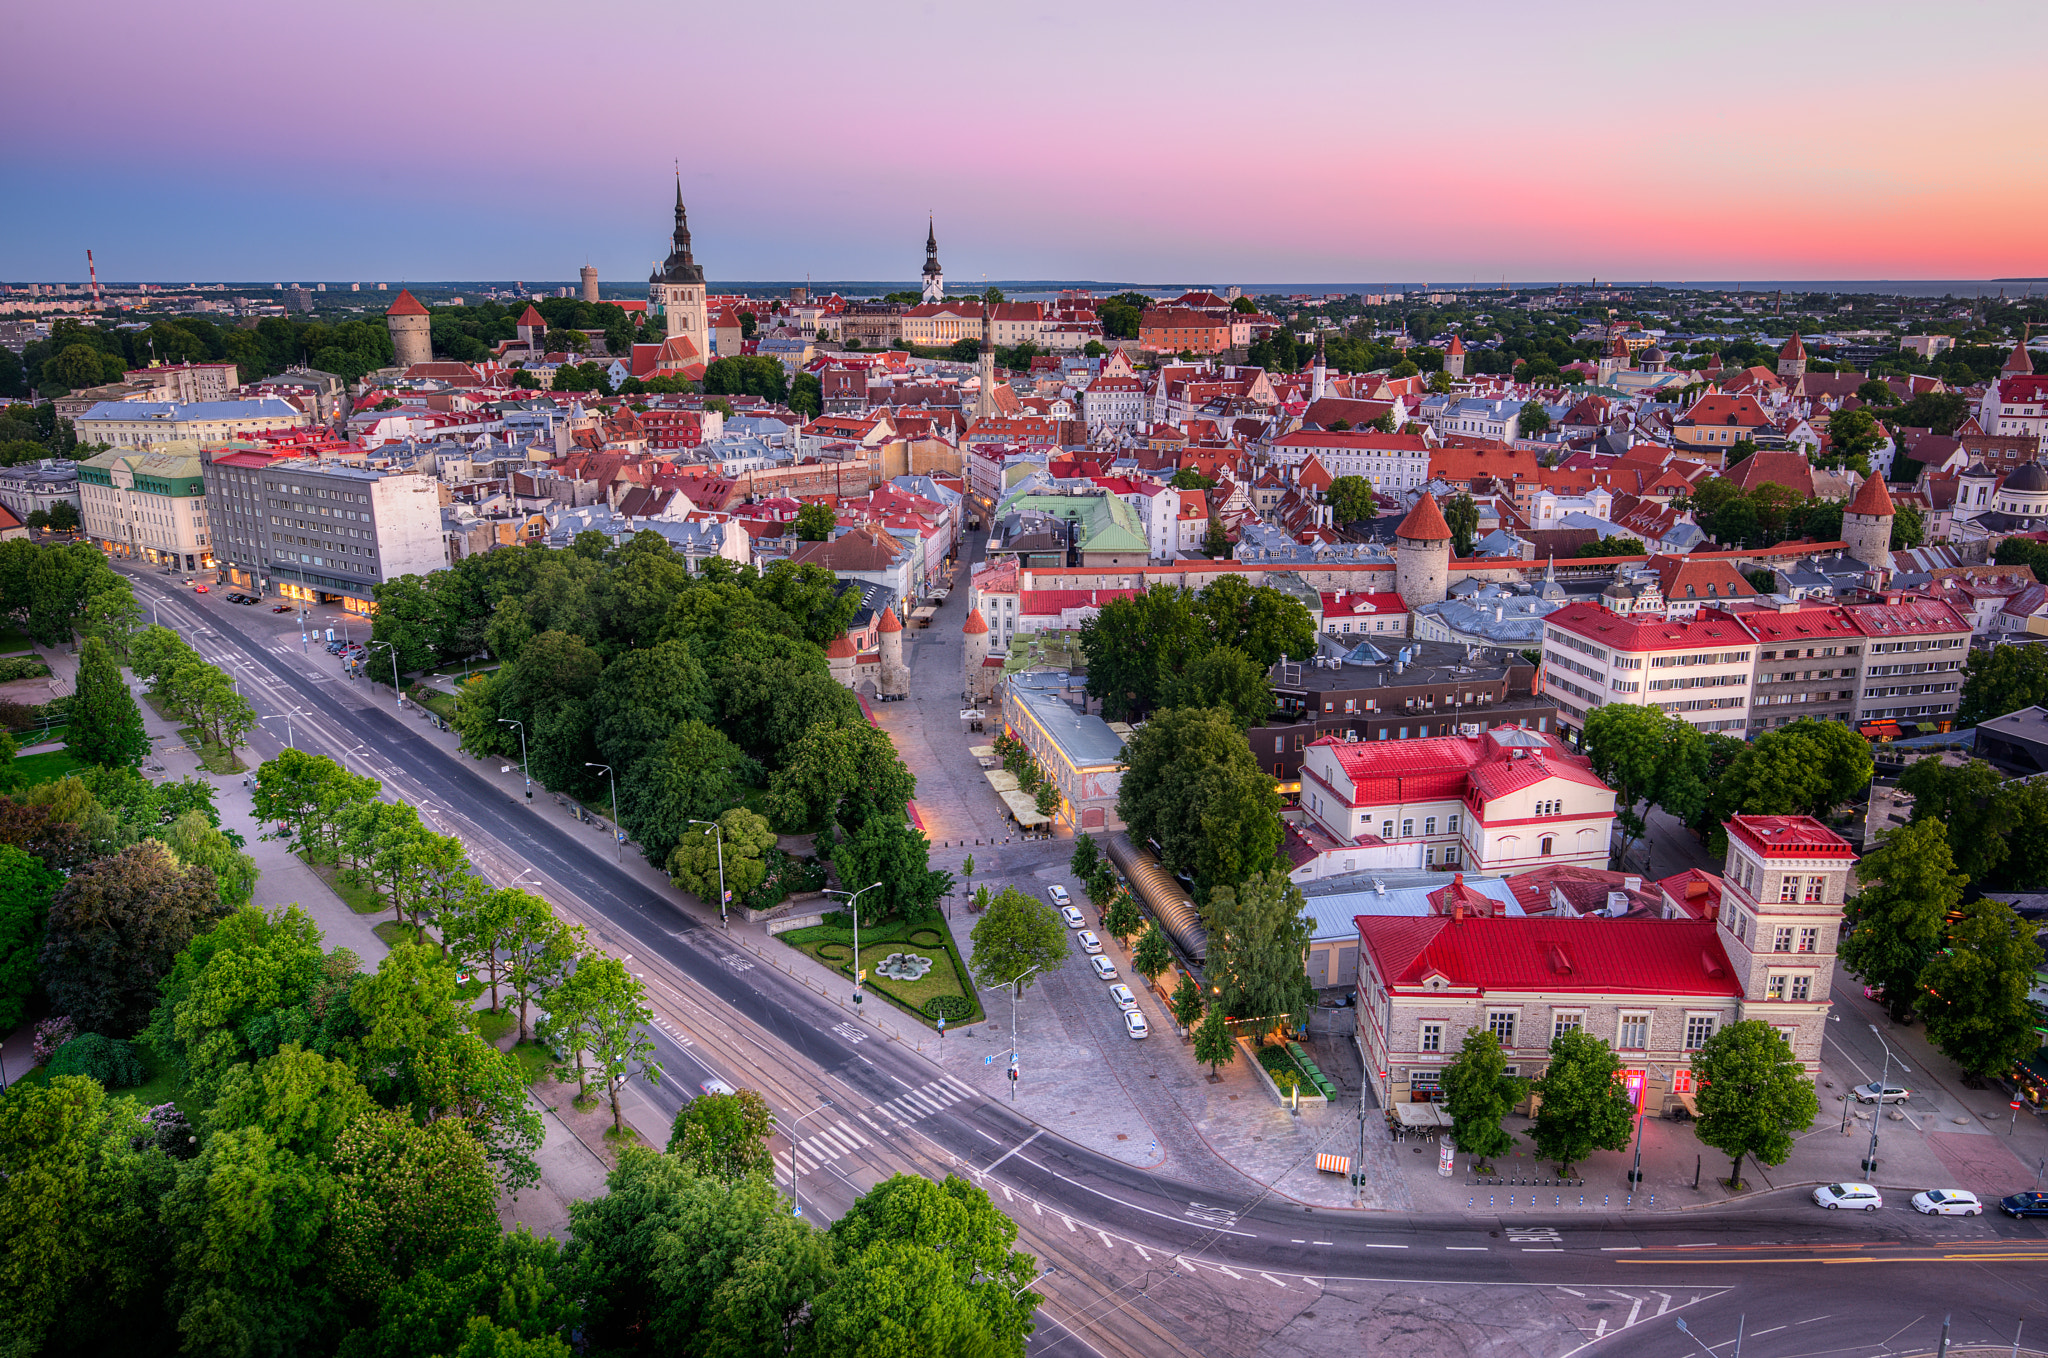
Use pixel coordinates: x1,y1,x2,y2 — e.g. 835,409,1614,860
1105,831,1208,963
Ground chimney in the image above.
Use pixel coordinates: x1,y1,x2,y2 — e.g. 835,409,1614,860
1624,875,1642,892
1453,904,1465,922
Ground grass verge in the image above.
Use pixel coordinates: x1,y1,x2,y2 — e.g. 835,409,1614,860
14,749,85,786
472,1007,515,1045
302,855,388,915
176,725,246,775
415,690,458,722
780,913,984,1028
0,627,35,654
15,1042,188,1116
374,920,437,950
511,1039,555,1086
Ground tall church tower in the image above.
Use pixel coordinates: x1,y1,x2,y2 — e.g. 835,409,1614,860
1310,332,1328,403
1717,815,1855,1074
649,174,708,363
921,218,945,304
972,297,998,423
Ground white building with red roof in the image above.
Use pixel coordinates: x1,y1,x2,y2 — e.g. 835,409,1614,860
1299,726,1616,879
1269,429,1433,493
1353,811,1854,1106
1539,601,1759,738
1318,588,1409,639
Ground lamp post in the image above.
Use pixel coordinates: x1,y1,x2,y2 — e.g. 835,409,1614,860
785,1100,833,1219
1002,963,1041,1101
257,704,306,750
1676,1315,1743,1358
1864,1025,1910,1175
367,640,402,706
1627,1062,1668,1187
587,763,620,862
341,743,367,777
689,818,728,926
497,719,530,800
823,883,882,1015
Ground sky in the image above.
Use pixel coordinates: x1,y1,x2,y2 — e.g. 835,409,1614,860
4,0,2044,285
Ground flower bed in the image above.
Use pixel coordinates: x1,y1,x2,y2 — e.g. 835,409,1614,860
779,914,984,1029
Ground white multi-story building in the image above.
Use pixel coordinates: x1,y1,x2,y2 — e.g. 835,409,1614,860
77,447,213,570
1269,430,1433,494
1840,598,1971,726
73,398,308,450
1540,601,1757,738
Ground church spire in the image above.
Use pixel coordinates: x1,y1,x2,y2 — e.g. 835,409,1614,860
921,216,944,303
652,169,704,286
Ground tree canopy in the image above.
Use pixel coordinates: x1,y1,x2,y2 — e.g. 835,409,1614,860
1116,705,1282,899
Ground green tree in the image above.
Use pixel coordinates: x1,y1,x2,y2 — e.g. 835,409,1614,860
1103,891,1142,944
1891,501,1925,549
667,1087,777,1181
967,886,1068,997
1856,378,1900,406
1576,535,1647,558
208,1044,377,1160
794,502,836,541
1840,818,1964,1021
1529,1029,1636,1177
1079,584,1210,721
618,719,748,866
1957,644,2048,727
1204,515,1229,557
1440,1027,1527,1167
1895,756,2012,884
560,955,660,1134
1164,646,1271,729
702,355,789,403
1192,1003,1236,1074
667,806,777,908
1917,900,2045,1082
1131,922,1173,985
440,879,556,1015
1116,706,1282,898
328,1109,501,1304
1581,704,1708,866
1892,390,1969,435
1824,408,1881,469
0,840,61,1031
1203,868,1314,1029
1442,493,1480,557
1690,1021,1819,1189
152,807,257,910
66,635,148,769
1171,973,1205,1029
1713,718,1873,823
1069,831,1100,884
1518,399,1552,436
829,814,951,923
41,839,227,1035
764,720,914,834
254,748,379,861
506,910,582,1044
1325,475,1377,524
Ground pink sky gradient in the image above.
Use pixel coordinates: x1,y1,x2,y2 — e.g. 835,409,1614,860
4,0,2043,282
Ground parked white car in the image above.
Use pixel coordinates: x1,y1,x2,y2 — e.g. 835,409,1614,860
1911,1189,1982,1216
699,1079,737,1098
1853,1082,1912,1104
1048,884,1071,906
1078,930,1102,955
1108,983,1138,1012
1089,955,1118,981
1124,1009,1149,1040
1059,905,1085,929
1814,1182,1883,1211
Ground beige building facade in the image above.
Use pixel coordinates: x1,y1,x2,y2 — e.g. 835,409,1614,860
77,446,213,570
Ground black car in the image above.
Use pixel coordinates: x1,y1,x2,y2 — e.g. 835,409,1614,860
2000,1191,2048,1218
233,594,260,606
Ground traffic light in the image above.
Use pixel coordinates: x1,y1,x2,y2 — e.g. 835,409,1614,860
1007,1065,1018,1082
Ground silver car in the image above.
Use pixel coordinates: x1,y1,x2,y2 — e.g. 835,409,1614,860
1853,1082,1911,1104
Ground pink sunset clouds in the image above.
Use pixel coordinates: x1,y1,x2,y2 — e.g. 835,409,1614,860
2,0,2041,280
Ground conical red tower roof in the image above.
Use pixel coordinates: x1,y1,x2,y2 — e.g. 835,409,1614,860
963,607,990,635
1445,334,1465,355
1395,492,1453,542
385,288,429,317
877,606,901,633
1847,474,1895,518
2005,339,2034,376
518,304,546,328
1779,333,1806,359
824,632,856,658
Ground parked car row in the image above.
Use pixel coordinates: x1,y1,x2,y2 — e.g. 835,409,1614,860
222,592,261,606
1814,1185,2048,1218
1053,883,1147,1038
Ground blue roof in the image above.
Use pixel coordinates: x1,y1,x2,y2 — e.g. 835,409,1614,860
1300,875,1521,943
77,398,300,422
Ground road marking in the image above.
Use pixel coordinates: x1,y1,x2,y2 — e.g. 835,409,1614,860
1671,1243,1718,1249
941,1073,979,1098
857,1113,887,1136
998,1183,1013,1202
1594,1321,1606,1339
1446,1246,1488,1251
1655,1293,1672,1316
1558,1288,1585,1297
1060,1214,1076,1233
1750,1326,1786,1337
1795,1316,1831,1325
1214,1265,1243,1280
982,1129,1042,1177
1312,1240,1333,1246
1601,1246,1642,1251
975,1128,999,1143
1625,1298,1643,1328
1135,1245,1151,1261
1524,1248,1563,1252
1291,1239,1305,1244
1258,1273,1287,1288
1364,1243,1406,1249
1097,1230,1114,1249
888,1074,913,1089
830,1022,867,1045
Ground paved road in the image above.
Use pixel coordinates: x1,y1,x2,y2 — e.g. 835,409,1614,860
129,572,2048,1358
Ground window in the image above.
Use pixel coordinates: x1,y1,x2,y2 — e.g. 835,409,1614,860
1540,836,1554,856
1618,1013,1649,1049
1773,926,1794,954
1671,1068,1695,1094
1401,818,1414,837
1486,1011,1516,1046
1448,813,1460,835
1684,1015,1715,1049
1766,974,1786,1001
1382,820,1394,839
1805,875,1826,902
1424,846,1436,866
1790,975,1811,1002
1409,1069,1441,1093
1799,926,1820,953
1424,816,1437,836
1274,737,1284,753
1779,876,1798,902
1553,1012,1583,1041
1419,1022,1442,1053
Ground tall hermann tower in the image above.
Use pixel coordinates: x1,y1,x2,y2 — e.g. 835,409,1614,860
921,217,945,304
649,173,708,362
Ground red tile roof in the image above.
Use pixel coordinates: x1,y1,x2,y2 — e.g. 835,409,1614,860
1396,491,1452,542
1357,915,1742,997
518,305,546,328
1543,601,1758,653
1723,814,1856,860
963,607,989,635
1846,473,1896,517
385,288,429,317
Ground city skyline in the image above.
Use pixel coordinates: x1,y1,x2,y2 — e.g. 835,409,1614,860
5,0,2043,282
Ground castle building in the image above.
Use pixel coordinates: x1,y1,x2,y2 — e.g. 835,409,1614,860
384,288,432,369
1393,492,1452,610
1840,469,1895,568
921,218,944,304
649,176,708,370
579,265,599,303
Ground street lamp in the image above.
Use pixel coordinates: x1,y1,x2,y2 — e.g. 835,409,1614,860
1627,1062,1669,1187
367,640,403,707
497,719,530,800
689,817,728,926
1863,1025,1910,1175
257,704,306,750
1001,963,1042,1101
784,1100,834,1220
341,743,367,777
823,883,882,1015
586,763,620,862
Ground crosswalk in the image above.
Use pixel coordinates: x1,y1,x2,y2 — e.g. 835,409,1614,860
787,1074,978,1175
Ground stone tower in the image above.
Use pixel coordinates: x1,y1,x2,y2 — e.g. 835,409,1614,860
516,304,546,355
1393,492,1453,610
579,265,599,302
972,298,998,423
1310,332,1328,403
1443,332,1466,380
649,174,708,363
1776,332,1807,379
963,606,993,702
1841,472,1896,569
825,632,857,689
921,217,944,304
384,288,432,369
1717,814,1856,1074
877,605,907,699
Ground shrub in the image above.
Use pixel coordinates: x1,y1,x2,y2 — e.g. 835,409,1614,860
47,1032,146,1088
136,1102,199,1159
815,942,852,962
0,657,51,682
0,698,37,731
1255,1043,1304,1093
820,909,855,933
908,929,945,947
922,995,974,1021
32,1015,78,1065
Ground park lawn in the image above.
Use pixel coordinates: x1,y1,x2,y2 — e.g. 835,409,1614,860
471,1007,516,1045
781,915,984,1028
415,689,458,722
17,1042,189,1115
18,725,68,748
374,920,438,950
303,855,387,915
510,1039,556,1086
177,725,246,775
0,627,35,654
13,749,85,785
